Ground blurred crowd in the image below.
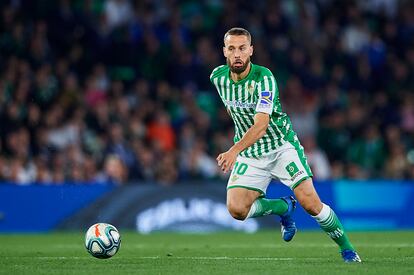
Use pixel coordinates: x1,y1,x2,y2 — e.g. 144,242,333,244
0,0,414,185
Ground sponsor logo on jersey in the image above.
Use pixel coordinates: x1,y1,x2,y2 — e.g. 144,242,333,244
224,100,256,109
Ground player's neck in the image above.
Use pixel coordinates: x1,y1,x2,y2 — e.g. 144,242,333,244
230,62,251,82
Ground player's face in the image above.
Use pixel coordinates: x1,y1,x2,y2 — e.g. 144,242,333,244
223,35,253,74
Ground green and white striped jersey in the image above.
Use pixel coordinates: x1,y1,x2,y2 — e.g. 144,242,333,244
210,63,296,158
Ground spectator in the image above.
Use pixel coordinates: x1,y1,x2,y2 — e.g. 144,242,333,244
0,0,413,185
104,0,133,30
99,154,128,184
347,124,386,177
146,111,176,152
302,136,331,180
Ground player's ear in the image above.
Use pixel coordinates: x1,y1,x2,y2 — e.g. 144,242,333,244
250,45,254,56
223,46,227,57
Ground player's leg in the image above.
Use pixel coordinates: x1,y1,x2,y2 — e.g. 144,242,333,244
226,156,290,221
293,179,361,262
274,138,361,262
227,188,291,220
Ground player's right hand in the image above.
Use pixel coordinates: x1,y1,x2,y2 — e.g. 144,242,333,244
217,148,238,173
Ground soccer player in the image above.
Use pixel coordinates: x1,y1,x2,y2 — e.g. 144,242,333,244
210,27,361,263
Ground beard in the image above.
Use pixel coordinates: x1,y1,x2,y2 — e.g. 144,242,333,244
227,57,250,74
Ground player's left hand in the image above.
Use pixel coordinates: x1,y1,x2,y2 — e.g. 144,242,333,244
217,148,239,173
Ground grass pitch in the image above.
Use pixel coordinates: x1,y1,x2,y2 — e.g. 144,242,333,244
0,231,413,274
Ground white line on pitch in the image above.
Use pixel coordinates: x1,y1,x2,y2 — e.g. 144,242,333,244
127,243,414,248
12,243,414,249
6,256,414,261
131,256,414,261
139,256,296,261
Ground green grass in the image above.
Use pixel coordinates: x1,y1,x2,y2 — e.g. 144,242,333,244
0,231,413,274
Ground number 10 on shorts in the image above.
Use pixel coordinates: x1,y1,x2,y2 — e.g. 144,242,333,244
233,162,248,175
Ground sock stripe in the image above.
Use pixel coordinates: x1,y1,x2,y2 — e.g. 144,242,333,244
319,210,335,227
323,223,338,231
319,210,344,232
321,218,336,228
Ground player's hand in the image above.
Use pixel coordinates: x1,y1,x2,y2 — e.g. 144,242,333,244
216,148,239,173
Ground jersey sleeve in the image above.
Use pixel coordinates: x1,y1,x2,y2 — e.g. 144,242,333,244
255,69,279,115
210,65,225,84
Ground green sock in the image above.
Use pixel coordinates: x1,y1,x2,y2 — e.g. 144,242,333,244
313,203,354,251
246,198,288,218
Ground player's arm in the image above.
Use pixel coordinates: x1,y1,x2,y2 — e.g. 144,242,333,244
231,112,269,153
217,113,269,173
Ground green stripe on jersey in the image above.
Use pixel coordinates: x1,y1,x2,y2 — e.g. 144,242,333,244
210,63,295,157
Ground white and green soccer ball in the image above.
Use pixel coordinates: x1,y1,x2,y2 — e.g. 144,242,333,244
85,223,121,259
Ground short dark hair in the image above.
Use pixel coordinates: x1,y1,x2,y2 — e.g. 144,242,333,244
224,27,251,44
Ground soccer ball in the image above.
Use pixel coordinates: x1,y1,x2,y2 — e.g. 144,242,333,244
85,223,121,259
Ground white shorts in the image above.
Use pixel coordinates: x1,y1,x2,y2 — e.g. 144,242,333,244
227,139,313,196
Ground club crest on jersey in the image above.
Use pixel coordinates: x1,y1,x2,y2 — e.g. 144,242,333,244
260,91,273,105
248,82,256,94
231,174,239,182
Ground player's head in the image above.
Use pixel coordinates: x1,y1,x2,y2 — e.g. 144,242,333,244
223,27,253,74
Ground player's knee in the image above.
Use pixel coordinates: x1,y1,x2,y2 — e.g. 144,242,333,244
294,179,323,216
301,200,322,216
227,202,249,220
228,208,248,220
296,190,322,215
